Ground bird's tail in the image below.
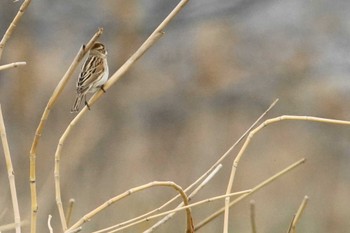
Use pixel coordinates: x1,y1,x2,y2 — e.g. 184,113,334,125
71,94,84,113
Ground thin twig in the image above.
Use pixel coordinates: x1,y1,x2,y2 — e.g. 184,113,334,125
287,195,309,233
0,62,26,71
67,181,193,233
195,158,306,231
0,0,32,60
250,200,257,233
0,105,21,233
222,115,350,232
29,28,103,233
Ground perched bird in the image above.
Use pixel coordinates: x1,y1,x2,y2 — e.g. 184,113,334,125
71,42,109,112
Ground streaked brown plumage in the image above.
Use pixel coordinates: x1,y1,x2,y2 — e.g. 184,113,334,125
71,42,109,112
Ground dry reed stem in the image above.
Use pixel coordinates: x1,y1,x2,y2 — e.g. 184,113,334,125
47,215,53,233
195,158,306,231
0,105,21,233
99,190,251,233
223,115,350,232
67,181,193,233
0,0,32,60
30,28,103,233
66,199,75,227
144,164,223,233
287,195,309,233
96,164,223,233
0,61,26,71
54,0,189,231
250,200,257,233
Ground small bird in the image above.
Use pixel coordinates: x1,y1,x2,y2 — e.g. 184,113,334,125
71,42,109,112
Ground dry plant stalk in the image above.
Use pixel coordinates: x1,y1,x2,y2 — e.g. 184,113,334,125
98,159,306,232
0,0,32,60
195,158,306,231
0,61,26,71
222,116,350,232
65,199,76,227
0,105,21,233
143,164,224,233
100,190,251,233
54,0,190,231
96,164,223,233
47,215,53,233
287,195,309,233
30,28,103,233
250,200,257,233
67,181,194,233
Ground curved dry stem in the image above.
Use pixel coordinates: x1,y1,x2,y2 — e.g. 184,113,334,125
47,215,53,233
196,158,306,231
95,164,223,233
144,164,223,233
96,189,251,233
223,116,350,232
0,0,32,60
30,28,103,233
0,105,21,233
287,195,309,233
0,61,26,71
67,181,193,233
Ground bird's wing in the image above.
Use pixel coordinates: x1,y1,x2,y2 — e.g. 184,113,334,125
76,56,105,93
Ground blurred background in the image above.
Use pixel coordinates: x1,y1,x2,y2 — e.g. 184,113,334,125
1,0,350,232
